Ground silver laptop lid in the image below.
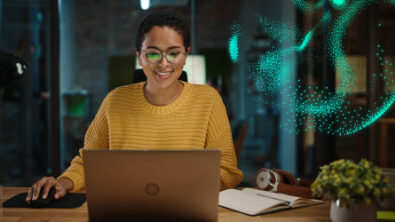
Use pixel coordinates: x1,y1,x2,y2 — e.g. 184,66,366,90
83,149,221,222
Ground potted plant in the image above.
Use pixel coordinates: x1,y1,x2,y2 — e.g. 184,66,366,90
311,159,395,222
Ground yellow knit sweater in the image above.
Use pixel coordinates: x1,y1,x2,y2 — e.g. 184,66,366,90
58,81,243,192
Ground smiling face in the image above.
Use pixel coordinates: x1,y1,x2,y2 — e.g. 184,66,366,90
136,26,190,90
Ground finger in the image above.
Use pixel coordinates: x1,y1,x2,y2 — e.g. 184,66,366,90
53,182,65,199
33,180,45,200
25,187,33,203
41,179,55,199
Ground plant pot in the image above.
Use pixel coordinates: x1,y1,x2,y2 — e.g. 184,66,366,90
330,200,377,222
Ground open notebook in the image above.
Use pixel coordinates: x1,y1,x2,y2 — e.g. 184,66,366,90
219,188,323,216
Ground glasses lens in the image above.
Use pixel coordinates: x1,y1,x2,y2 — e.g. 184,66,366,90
143,50,186,64
145,51,161,64
166,51,185,64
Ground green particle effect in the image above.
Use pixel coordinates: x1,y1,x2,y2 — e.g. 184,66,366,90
228,22,242,63
228,0,395,136
330,0,348,9
290,0,324,12
247,14,299,95
332,0,346,5
296,30,313,51
229,35,239,63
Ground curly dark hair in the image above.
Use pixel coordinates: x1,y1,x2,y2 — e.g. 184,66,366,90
135,11,190,53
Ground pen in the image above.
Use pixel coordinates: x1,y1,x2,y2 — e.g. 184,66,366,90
256,193,291,204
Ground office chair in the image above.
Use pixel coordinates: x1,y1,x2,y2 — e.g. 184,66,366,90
132,69,188,83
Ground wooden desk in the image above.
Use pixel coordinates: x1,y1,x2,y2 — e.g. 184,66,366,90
2,187,331,222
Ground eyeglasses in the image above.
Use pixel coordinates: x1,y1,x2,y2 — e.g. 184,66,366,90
140,49,187,65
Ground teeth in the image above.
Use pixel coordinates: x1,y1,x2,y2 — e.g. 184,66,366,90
156,72,171,76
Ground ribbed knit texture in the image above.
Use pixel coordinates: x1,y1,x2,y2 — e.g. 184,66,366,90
58,81,243,192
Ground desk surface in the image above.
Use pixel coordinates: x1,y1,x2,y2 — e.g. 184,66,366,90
2,187,331,222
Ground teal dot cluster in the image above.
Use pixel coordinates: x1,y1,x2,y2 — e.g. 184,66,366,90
331,0,348,8
228,0,395,136
291,0,349,12
229,22,242,63
248,14,299,96
290,0,324,12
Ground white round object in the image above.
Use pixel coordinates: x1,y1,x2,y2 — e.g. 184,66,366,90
256,168,280,192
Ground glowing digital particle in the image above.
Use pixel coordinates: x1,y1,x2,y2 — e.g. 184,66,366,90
330,0,348,9
228,22,242,63
228,0,395,136
290,0,324,12
229,35,239,63
296,30,313,51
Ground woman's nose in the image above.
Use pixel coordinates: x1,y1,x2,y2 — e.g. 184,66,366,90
158,53,170,66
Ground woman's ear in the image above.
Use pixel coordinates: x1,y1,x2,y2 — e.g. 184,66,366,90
185,47,191,60
135,49,142,66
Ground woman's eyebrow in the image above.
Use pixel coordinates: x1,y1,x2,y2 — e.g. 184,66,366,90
167,46,182,50
146,46,182,50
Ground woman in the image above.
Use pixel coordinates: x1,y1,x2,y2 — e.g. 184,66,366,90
26,11,242,203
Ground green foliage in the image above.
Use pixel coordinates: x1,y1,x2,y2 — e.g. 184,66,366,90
311,159,395,207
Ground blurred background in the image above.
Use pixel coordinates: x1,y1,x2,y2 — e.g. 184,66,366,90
0,0,394,187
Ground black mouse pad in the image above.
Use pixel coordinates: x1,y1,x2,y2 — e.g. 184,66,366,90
2,192,86,208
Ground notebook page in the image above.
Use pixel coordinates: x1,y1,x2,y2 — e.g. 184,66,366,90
219,189,290,215
242,188,323,207
242,188,300,204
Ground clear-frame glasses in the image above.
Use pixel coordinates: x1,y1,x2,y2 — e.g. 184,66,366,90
141,49,187,65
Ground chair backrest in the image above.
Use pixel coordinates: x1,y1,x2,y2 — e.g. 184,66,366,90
132,69,188,83
234,122,249,161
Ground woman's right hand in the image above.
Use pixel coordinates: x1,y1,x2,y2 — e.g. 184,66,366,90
25,176,71,204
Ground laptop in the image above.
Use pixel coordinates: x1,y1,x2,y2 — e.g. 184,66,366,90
83,149,221,222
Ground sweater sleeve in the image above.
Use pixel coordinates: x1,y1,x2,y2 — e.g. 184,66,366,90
57,94,110,192
205,89,243,190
